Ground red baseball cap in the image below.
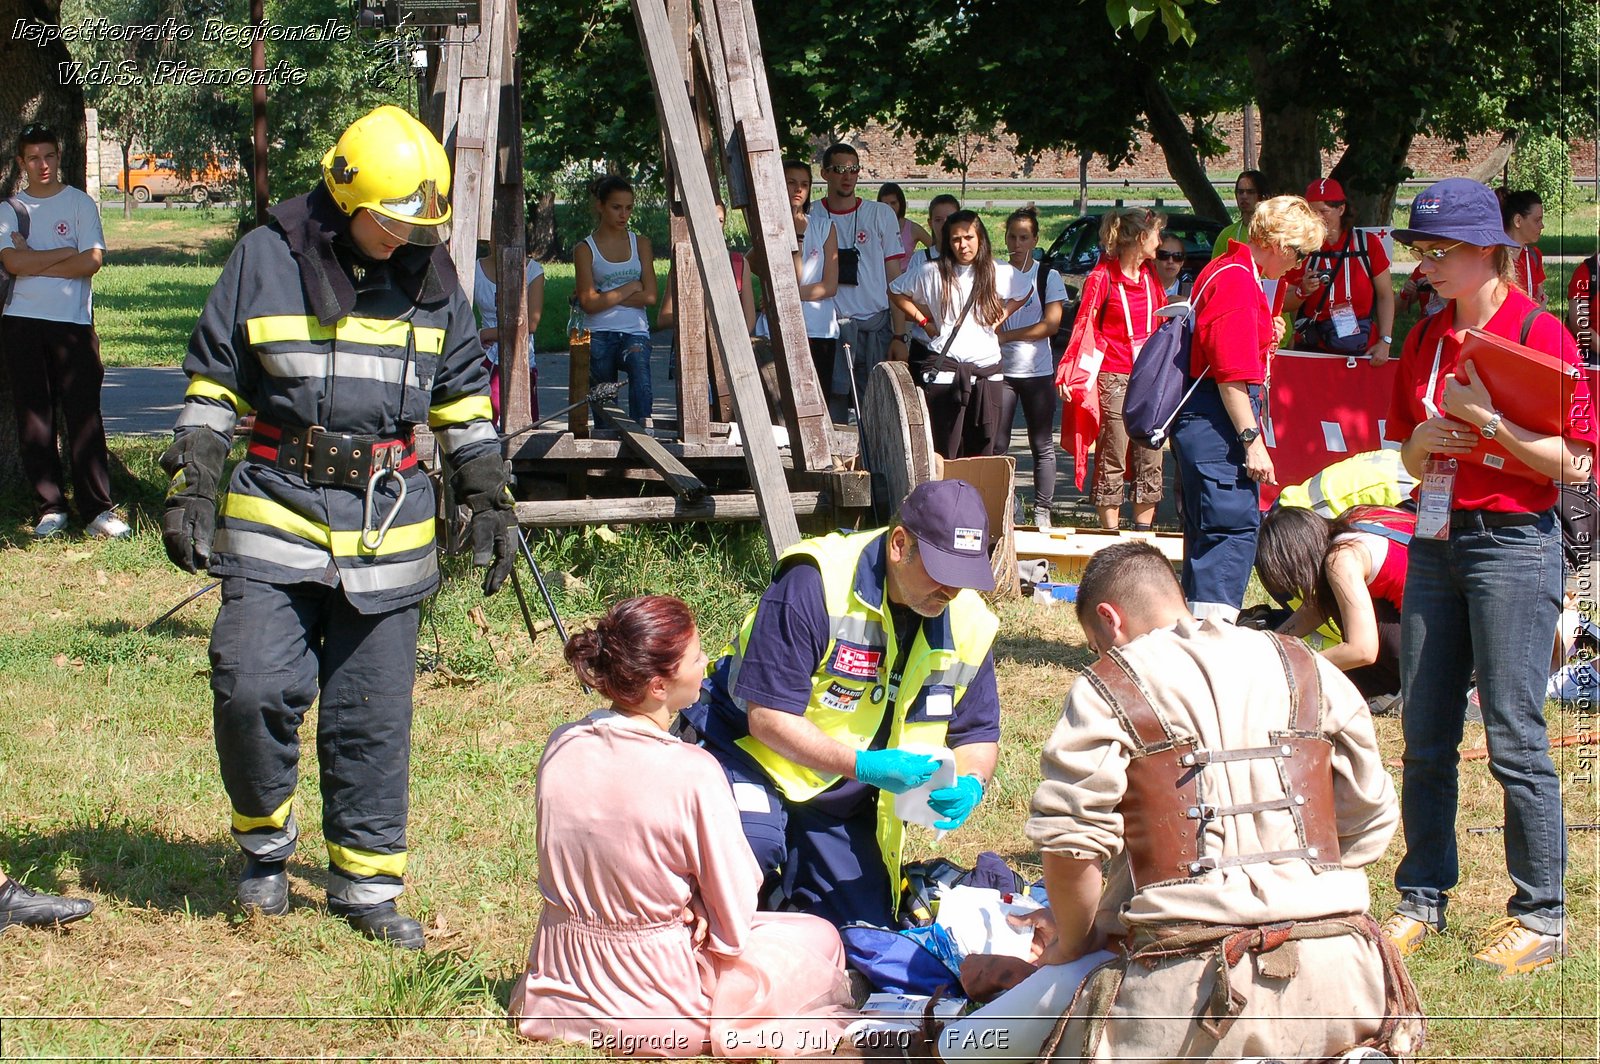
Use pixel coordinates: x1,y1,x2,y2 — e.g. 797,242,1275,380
1304,178,1346,203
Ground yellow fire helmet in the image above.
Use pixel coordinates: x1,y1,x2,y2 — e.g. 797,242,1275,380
321,105,452,246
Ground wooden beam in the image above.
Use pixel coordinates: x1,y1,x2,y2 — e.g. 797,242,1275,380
673,240,711,444
493,3,533,437
592,404,710,502
691,2,749,207
510,431,746,463
515,491,828,527
633,0,801,561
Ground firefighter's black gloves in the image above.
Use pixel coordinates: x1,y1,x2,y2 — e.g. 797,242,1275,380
159,429,229,574
454,453,519,595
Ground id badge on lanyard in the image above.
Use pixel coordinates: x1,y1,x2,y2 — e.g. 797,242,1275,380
1328,245,1359,337
1416,458,1457,540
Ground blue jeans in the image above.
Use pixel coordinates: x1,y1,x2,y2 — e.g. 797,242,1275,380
1169,380,1261,618
1395,511,1566,935
589,330,653,423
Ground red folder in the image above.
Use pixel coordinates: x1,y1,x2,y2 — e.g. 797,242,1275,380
1454,327,1590,483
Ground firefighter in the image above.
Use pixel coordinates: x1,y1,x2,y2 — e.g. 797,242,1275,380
160,105,516,950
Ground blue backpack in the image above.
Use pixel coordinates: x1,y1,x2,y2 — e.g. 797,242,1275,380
839,923,962,995
1123,262,1248,448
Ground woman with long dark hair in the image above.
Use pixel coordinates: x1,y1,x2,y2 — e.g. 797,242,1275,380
1380,177,1593,975
997,207,1063,527
512,595,851,1055
1255,503,1414,700
889,210,1029,457
574,175,657,422
1284,178,1394,364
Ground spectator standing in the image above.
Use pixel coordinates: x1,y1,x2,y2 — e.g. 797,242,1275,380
1153,232,1191,301
996,207,1064,528
1058,208,1166,531
511,596,851,1055
808,144,904,416
1381,177,1592,975
1502,189,1547,306
473,238,545,425
889,211,1029,458
1171,196,1324,621
0,124,127,539
1209,169,1267,259
899,194,960,373
876,181,931,258
752,160,839,412
575,176,657,423
1285,178,1395,364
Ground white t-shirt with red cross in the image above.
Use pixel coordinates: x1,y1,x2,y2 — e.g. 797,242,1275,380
807,196,904,320
0,185,105,325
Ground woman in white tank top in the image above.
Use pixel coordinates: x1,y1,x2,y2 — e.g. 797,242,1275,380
574,176,657,423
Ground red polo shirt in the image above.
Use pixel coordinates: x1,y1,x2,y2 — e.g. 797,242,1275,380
1515,245,1546,299
1189,241,1273,383
1071,260,1165,375
1284,229,1390,320
1384,288,1591,513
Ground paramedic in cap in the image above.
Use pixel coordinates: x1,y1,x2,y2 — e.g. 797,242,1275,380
683,478,1002,928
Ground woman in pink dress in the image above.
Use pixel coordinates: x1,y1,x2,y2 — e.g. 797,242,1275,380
511,596,853,1058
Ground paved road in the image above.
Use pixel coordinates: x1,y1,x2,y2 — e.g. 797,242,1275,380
101,345,1170,528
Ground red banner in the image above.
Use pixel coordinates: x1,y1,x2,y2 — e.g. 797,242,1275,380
1261,350,1400,508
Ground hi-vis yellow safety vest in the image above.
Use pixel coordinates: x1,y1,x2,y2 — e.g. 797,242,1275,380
1275,448,1416,517
723,529,999,900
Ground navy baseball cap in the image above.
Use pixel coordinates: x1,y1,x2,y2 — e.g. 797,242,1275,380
898,479,995,591
1392,177,1520,249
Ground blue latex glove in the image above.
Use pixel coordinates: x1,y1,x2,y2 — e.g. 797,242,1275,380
928,775,984,830
855,748,940,794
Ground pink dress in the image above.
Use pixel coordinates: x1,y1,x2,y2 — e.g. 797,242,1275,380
511,711,853,1058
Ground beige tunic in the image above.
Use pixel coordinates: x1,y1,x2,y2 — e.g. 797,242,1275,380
1024,619,1405,1062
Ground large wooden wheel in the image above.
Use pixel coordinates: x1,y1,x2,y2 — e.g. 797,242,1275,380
861,361,935,520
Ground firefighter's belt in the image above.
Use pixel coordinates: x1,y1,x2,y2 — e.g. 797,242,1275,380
249,420,416,487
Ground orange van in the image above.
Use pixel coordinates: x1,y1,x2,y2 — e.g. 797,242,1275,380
115,154,237,204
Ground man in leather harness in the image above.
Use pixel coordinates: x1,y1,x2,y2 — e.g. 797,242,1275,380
159,106,516,949
938,542,1422,1064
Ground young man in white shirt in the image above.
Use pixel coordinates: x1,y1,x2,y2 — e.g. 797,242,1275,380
0,124,126,538
806,143,903,419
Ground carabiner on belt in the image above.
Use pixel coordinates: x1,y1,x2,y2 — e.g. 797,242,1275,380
361,465,407,551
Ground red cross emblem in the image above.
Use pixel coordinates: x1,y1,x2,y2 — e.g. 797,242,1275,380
55,221,69,237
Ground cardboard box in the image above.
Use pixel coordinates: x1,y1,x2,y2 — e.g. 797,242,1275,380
1014,526,1184,584
935,454,1019,600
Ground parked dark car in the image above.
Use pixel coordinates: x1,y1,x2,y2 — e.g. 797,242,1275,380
1042,212,1227,342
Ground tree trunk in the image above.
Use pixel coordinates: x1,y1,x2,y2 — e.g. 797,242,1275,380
1245,48,1321,198
0,0,90,494
1331,123,1417,232
122,141,133,220
1136,67,1228,221
1466,132,1518,186
528,190,561,260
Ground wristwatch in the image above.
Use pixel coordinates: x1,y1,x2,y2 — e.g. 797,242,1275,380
1480,411,1504,439
1237,426,1261,445
1380,334,1393,344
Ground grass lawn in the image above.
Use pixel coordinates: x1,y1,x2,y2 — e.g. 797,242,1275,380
0,435,1595,1059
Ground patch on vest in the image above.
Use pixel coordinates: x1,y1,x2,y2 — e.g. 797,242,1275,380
829,641,882,679
819,681,863,712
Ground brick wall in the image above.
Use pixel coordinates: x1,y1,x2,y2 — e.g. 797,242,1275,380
832,116,1598,186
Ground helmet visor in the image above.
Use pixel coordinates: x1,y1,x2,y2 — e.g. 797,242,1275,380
369,178,451,246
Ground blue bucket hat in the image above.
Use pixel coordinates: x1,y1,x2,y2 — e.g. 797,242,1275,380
1392,177,1520,249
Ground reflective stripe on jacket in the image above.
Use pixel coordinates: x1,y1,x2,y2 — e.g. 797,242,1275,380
171,218,496,613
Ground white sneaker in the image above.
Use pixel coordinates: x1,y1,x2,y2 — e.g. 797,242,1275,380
86,510,131,539
1366,692,1403,717
1033,507,1053,530
33,512,69,538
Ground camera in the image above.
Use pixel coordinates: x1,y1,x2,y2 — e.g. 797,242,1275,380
1314,271,1334,285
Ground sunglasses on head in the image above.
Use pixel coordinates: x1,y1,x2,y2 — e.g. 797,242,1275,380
1155,249,1185,262
824,164,861,175
20,124,46,136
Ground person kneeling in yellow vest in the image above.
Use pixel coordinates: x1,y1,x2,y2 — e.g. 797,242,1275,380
681,479,1001,929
